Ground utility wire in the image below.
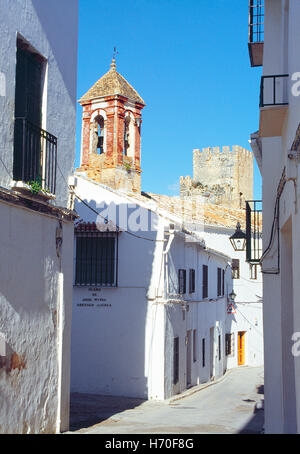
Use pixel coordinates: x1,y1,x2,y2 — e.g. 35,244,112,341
57,163,165,243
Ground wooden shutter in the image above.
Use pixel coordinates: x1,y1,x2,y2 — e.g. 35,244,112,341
189,269,195,293
173,337,179,384
202,265,208,299
217,267,222,296
222,269,225,296
14,43,43,182
202,338,205,367
15,45,43,125
178,269,186,294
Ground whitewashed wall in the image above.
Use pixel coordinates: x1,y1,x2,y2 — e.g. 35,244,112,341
0,203,74,433
71,176,167,399
202,226,264,369
256,0,300,434
0,0,78,208
71,175,233,400
0,0,78,434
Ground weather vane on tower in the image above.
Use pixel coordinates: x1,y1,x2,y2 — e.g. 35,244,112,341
113,46,119,60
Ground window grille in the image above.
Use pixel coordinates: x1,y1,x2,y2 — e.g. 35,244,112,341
75,230,118,287
246,200,263,264
226,333,235,357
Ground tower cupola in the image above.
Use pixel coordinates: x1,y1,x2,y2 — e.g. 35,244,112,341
78,58,145,193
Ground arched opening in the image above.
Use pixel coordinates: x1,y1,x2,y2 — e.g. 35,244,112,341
123,112,135,159
92,115,105,155
123,115,130,157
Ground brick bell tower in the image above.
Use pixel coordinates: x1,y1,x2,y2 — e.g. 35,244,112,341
78,57,146,193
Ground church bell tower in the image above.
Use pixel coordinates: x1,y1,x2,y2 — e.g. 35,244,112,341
78,57,146,193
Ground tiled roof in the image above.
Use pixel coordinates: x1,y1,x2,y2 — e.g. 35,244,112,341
79,60,145,105
140,193,251,230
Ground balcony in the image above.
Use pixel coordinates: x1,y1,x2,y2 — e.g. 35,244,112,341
248,0,264,67
259,75,289,137
13,118,57,196
246,200,263,264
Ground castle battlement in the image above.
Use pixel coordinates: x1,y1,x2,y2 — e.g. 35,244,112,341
181,145,253,209
193,145,251,157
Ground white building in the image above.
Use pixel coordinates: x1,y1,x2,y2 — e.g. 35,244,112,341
0,0,78,433
203,224,263,369
146,194,264,370
248,0,300,433
71,175,233,400
70,62,236,400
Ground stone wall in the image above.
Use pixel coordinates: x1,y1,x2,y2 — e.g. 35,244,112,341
180,146,253,209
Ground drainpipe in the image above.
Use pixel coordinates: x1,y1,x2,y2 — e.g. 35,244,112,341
163,227,175,300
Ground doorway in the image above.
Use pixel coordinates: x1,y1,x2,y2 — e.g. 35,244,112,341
210,327,214,379
186,330,192,388
238,331,246,366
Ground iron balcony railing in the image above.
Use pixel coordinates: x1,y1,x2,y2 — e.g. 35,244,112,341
249,0,264,44
13,117,57,195
260,75,289,108
246,200,263,264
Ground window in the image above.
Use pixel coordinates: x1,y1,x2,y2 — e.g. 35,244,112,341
173,337,179,384
193,330,197,363
222,269,225,296
225,333,235,357
202,265,208,299
218,335,222,361
124,115,130,156
202,338,205,367
178,269,186,294
232,259,240,279
93,115,105,154
75,231,118,287
14,38,43,182
13,38,57,194
250,264,258,280
189,269,195,294
217,267,222,297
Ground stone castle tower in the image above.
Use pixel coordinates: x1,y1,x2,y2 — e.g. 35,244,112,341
78,58,146,193
180,146,253,209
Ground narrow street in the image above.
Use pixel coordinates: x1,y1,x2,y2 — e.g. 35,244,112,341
68,366,264,434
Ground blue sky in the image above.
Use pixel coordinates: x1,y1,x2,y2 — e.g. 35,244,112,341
76,0,262,200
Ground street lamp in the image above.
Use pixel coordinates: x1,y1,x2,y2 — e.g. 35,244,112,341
229,290,237,302
229,222,246,251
